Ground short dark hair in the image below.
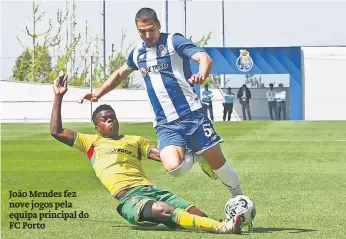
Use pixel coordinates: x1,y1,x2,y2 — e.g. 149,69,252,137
269,83,273,87
92,104,115,125
135,8,159,24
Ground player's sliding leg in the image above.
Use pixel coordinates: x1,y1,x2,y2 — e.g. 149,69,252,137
201,144,243,197
155,204,207,230
171,207,241,234
146,201,241,234
116,186,241,233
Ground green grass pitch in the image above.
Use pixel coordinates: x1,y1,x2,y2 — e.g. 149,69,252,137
1,121,346,238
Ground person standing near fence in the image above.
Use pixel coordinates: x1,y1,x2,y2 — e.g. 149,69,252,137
266,83,276,120
201,84,214,121
237,84,252,121
275,83,287,120
223,87,234,121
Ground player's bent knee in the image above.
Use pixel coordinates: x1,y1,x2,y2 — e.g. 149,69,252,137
167,151,194,177
167,164,188,177
160,146,185,172
140,200,173,224
151,201,175,220
151,202,165,217
139,200,160,224
164,161,183,173
167,160,192,177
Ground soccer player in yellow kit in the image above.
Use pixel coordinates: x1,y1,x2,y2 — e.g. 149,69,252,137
50,74,241,234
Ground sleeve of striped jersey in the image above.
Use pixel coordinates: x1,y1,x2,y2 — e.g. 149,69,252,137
125,48,138,70
137,136,154,158
172,33,205,59
73,131,97,153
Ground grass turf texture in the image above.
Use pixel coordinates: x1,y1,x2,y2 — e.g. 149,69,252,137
1,121,346,238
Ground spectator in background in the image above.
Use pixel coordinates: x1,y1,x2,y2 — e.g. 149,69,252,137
266,83,276,120
223,87,234,121
202,84,214,121
275,83,287,120
237,84,252,121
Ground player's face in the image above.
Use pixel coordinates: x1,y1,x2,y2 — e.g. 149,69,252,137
95,110,119,138
136,20,161,47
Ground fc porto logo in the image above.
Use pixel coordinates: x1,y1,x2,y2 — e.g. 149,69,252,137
236,49,253,72
157,45,168,57
140,67,147,77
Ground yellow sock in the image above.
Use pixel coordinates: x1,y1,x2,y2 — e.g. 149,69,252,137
172,208,222,233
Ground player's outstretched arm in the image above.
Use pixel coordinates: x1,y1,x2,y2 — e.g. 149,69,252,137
50,74,75,147
78,66,133,103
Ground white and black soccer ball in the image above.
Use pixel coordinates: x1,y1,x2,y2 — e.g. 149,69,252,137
224,195,256,226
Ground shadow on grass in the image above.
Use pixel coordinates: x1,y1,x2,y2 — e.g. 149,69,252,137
131,226,316,235
89,220,316,235
252,227,316,234
86,219,190,231
85,219,132,228
132,225,194,233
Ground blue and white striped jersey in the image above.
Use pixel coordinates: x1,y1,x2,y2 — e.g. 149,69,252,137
125,33,203,126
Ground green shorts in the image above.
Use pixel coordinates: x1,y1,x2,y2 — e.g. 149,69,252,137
116,185,192,226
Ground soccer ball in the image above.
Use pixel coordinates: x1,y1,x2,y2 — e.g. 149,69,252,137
224,195,256,226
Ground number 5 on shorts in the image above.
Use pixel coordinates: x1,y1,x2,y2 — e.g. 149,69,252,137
202,124,214,137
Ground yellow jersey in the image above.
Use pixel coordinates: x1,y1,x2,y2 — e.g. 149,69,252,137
73,132,154,196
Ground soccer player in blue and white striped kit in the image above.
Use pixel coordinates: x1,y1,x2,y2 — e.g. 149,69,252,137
80,8,243,198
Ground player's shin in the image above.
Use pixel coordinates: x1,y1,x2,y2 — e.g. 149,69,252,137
212,162,243,197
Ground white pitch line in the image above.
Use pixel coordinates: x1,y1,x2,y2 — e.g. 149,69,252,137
1,138,346,142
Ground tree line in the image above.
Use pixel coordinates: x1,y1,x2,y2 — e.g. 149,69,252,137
11,1,213,88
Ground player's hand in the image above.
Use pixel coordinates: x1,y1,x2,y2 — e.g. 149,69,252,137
53,74,68,96
188,73,206,84
78,92,99,104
